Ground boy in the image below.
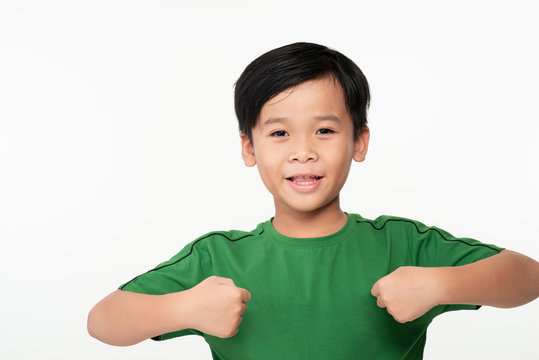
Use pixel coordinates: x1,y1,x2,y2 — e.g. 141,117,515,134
88,42,539,359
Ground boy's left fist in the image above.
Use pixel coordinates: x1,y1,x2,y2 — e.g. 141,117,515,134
371,266,443,323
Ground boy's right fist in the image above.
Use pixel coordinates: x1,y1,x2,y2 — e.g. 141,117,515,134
185,275,251,338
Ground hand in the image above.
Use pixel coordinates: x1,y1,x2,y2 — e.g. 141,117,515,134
371,266,442,323
185,275,251,338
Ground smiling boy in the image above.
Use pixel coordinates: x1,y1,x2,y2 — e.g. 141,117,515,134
88,42,539,359
240,75,366,238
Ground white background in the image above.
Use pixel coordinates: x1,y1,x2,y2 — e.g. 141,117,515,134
0,1,537,359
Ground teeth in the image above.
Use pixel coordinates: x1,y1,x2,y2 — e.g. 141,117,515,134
291,176,320,185
293,179,317,185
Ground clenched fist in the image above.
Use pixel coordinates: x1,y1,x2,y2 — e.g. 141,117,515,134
371,266,443,323
185,275,251,338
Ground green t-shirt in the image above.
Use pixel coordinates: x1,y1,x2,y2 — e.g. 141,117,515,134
119,212,504,359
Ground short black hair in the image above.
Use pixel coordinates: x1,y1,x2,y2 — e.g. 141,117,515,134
234,42,370,144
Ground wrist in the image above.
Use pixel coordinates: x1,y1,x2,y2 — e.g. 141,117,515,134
164,289,196,331
432,266,456,305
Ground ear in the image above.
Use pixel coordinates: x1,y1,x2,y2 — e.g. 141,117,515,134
240,132,257,167
353,126,370,162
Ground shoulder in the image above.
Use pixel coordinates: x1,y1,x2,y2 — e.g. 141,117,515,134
141,223,264,272
350,213,428,234
349,213,462,246
349,212,503,253
178,223,265,254
350,212,479,241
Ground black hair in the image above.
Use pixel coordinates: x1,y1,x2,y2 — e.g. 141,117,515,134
234,42,370,144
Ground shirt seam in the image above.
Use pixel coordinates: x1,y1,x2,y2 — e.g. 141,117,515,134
354,218,503,253
119,230,261,290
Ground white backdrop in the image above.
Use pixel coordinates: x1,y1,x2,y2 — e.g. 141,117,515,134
0,1,537,359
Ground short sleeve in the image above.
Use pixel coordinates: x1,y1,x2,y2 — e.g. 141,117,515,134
118,235,214,340
405,218,505,313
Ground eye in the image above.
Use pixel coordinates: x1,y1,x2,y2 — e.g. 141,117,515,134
270,130,288,137
317,128,334,135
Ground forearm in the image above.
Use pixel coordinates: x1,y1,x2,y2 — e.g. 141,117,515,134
87,289,194,346
437,250,539,308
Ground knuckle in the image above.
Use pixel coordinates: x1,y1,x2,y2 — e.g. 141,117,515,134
235,316,243,326
220,325,237,338
234,304,243,316
395,316,407,323
391,310,409,324
225,288,237,299
233,290,243,301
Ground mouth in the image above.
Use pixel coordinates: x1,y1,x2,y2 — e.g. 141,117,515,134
286,175,324,185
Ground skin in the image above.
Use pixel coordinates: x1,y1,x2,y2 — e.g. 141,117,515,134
241,75,539,323
371,250,539,323
88,276,251,344
240,76,369,238
88,76,538,345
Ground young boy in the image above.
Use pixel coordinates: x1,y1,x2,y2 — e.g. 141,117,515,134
88,42,539,359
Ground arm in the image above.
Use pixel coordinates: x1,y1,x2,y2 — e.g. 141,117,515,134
438,249,539,308
88,276,251,346
87,289,192,346
371,249,539,323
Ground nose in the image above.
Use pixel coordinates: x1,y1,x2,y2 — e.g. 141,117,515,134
288,138,318,163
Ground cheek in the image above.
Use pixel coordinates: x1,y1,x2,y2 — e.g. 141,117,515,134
325,144,353,178
256,152,281,183
327,141,353,161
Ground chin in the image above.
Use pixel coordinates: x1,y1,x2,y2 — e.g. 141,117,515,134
284,199,333,214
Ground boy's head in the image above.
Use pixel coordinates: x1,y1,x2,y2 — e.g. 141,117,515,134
234,42,370,145
234,42,371,215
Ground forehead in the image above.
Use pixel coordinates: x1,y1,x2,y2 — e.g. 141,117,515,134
256,77,349,128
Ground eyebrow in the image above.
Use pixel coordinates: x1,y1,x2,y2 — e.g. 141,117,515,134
262,115,341,127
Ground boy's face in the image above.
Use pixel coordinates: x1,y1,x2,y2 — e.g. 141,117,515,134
240,76,369,215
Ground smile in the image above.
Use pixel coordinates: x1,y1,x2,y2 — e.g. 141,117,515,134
286,176,323,191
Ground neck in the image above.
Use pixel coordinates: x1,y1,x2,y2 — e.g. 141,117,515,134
271,196,348,238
